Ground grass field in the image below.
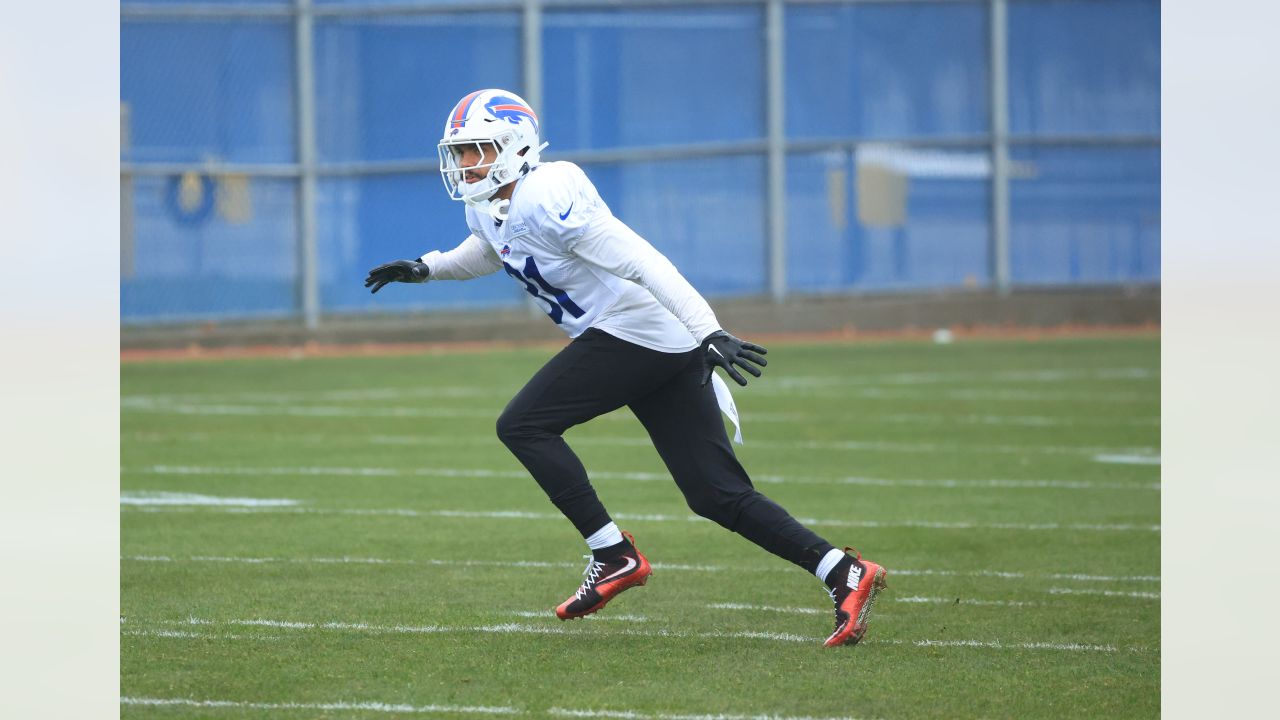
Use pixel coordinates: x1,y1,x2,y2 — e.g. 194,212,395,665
120,334,1160,719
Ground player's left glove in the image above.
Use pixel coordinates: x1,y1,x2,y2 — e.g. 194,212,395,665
365,259,430,294
700,330,768,387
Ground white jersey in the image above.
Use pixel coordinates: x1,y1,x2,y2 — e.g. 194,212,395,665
419,160,742,441
423,161,720,353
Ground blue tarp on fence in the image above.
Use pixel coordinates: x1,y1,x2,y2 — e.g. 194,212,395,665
121,0,1159,323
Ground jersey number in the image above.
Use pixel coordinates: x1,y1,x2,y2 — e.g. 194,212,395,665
504,256,586,324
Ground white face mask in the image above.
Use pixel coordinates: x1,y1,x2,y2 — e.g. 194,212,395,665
438,139,505,205
438,136,549,222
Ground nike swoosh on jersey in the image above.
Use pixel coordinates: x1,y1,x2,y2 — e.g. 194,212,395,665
559,203,574,221
598,556,637,583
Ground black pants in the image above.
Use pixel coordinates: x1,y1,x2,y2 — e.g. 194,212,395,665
496,328,836,574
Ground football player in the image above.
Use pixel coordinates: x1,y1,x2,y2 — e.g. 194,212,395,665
365,89,886,647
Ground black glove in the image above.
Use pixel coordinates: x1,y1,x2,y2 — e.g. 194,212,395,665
365,260,430,294
700,330,768,387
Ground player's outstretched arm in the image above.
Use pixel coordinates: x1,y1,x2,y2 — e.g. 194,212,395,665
365,234,502,294
365,260,429,294
700,330,768,387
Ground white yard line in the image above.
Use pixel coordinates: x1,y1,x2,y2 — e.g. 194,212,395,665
130,464,525,479
125,409,1156,430
705,603,824,615
123,387,1154,411
366,436,1165,484
119,502,1160,533
705,597,1030,614
901,639,1118,652
1047,587,1160,600
510,610,650,622
740,386,1156,403
130,402,1162,446
122,392,1162,425
120,696,854,720
131,399,1151,434
893,568,1161,582
121,402,1159,448
847,388,1154,402
123,463,1160,491
695,475,1158,491
874,412,1158,428
1093,454,1161,465
124,386,503,405
547,709,856,720
122,629,281,641
120,491,300,507
581,433,1164,459
1046,572,1160,582
120,399,499,419
120,398,711,423
122,555,1159,584
120,697,520,715
127,616,1127,653
738,439,1158,457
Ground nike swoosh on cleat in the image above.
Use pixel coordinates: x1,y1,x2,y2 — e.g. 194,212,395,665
598,556,637,583
559,203,574,220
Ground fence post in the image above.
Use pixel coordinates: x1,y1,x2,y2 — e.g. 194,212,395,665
295,0,321,329
990,0,1011,295
522,0,543,118
766,0,787,302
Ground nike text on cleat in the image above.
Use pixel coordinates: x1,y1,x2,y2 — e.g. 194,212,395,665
823,548,888,648
555,531,652,620
846,563,863,589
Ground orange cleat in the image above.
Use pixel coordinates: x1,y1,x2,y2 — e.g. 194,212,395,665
823,548,888,648
555,531,652,620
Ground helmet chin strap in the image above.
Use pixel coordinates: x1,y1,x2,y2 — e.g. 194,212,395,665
474,144,547,223
483,198,510,223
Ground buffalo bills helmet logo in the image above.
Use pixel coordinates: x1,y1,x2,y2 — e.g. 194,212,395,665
484,96,539,133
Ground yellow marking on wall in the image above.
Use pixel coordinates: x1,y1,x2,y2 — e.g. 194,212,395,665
825,167,847,230
856,163,907,228
178,172,205,213
217,174,253,224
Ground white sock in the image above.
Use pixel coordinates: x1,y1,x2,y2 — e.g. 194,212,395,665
585,522,624,551
815,548,846,583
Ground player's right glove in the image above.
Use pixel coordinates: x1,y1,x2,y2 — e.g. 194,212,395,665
365,260,430,294
700,330,768,387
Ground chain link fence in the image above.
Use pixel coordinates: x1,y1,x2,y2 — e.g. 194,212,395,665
121,0,1160,326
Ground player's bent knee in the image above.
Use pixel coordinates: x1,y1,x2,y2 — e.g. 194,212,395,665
684,495,733,527
495,410,525,446
495,409,554,447
685,488,760,529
